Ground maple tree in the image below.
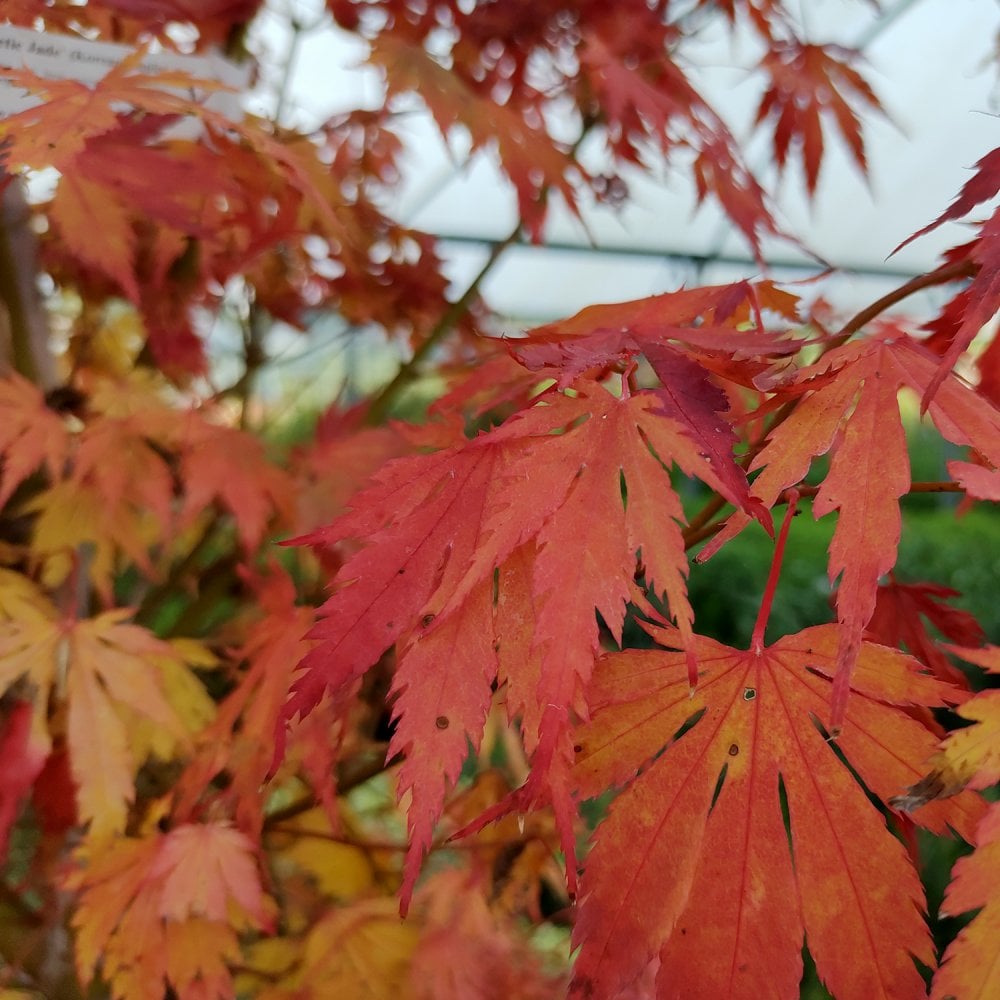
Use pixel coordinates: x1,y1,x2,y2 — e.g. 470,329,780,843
0,1,998,998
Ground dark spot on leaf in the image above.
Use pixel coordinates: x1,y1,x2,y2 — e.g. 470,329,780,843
573,744,583,754
435,715,449,730
386,621,394,629
397,567,405,575
728,743,739,756
422,613,435,627
743,687,757,701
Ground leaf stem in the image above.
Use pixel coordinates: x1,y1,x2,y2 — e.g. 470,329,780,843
751,489,799,651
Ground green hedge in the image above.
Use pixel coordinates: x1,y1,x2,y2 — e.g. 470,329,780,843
686,505,1000,648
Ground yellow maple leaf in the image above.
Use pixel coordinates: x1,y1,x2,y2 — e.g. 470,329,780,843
893,644,1000,1000
270,806,375,901
0,608,189,842
27,479,161,598
892,644,1000,809
293,899,419,998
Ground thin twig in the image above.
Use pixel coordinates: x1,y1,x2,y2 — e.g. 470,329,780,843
829,257,975,347
364,228,520,425
266,822,548,855
135,514,223,626
683,480,966,551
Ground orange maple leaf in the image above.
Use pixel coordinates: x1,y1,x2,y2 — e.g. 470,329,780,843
294,372,767,907
569,624,982,1000
72,821,271,1000
173,568,316,833
368,34,583,241
0,608,190,842
0,374,68,507
0,50,231,172
930,802,1000,1000
176,418,294,551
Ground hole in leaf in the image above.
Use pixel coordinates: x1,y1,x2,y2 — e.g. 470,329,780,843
778,773,794,858
710,762,729,812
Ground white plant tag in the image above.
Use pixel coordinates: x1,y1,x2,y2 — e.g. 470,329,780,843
0,22,249,120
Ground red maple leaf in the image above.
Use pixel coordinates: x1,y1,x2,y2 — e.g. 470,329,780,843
867,578,983,687
700,329,1000,729
292,368,765,906
755,41,882,195
896,147,1000,406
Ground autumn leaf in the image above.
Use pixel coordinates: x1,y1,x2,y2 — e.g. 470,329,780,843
89,0,261,24
408,869,565,1000
173,567,316,833
369,33,583,241
895,147,1000,406
930,802,1000,1000
0,699,49,861
700,330,1000,729
176,418,294,551
893,644,1000,809
269,806,375,900
48,172,141,303
294,369,768,904
0,608,191,842
272,898,419,999
896,146,1000,253
891,644,1000,1000
0,51,231,172
755,41,882,194
45,117,237,303
72,822,272,1000
26,479,161,599
570,623,981,1000
867,578,983,687
0,374,69,507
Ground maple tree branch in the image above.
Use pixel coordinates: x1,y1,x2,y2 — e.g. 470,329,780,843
685,255,980,546
238,302,269,430
364,225,520,424
684,493,729,538
365,120,597,426
272,17,307,125
0,178,55,387
262,747,391,828
135,514,224,627
683,480,966,551
790,480,966,499
830,257,976,346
